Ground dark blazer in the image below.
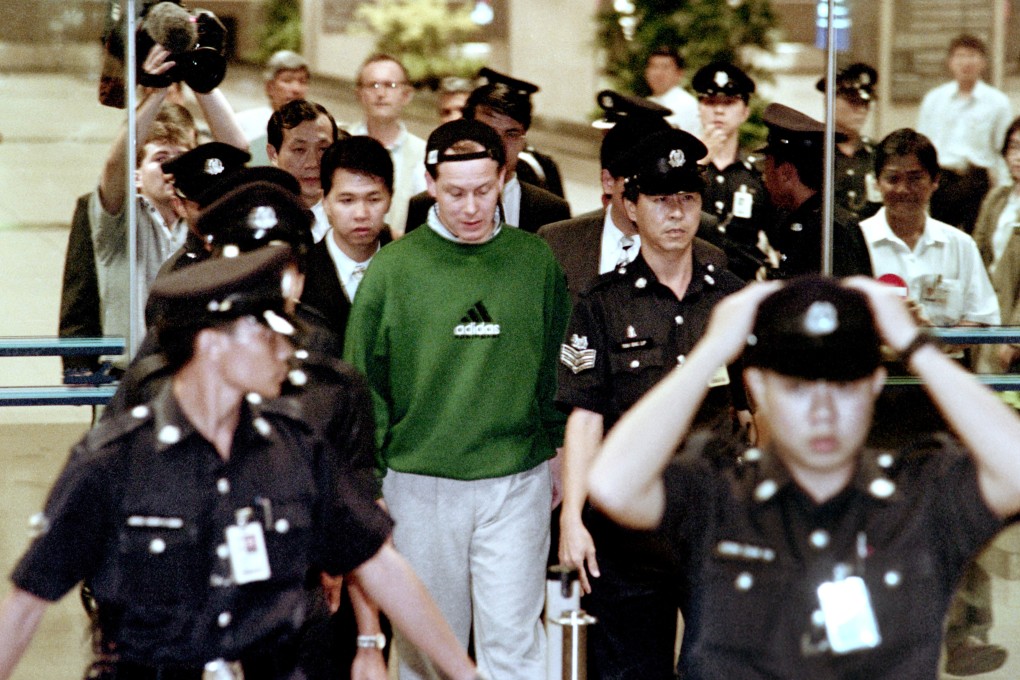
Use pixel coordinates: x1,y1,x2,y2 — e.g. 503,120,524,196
300,239,351,343
299,231,392,347
539,208,728,302
404,181,571,234
59,193,101,371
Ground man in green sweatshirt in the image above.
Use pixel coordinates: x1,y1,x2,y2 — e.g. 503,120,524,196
345,119,571,680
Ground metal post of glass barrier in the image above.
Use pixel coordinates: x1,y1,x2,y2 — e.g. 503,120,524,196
821,0,837,276
126,0,139,359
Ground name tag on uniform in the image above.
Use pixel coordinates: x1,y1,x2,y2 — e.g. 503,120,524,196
865,172,883,204
732,185,754,219
816,576,881,654
226,521,271,584
708,365,730,388
919,275,950,305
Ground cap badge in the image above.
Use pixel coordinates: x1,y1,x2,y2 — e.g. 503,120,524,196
427,149,439,164
204,157,225,175
668,149,686,168
714,71,730,87
249,206,278,230
860,73,871,85
601,93,614,109
803,301,838,336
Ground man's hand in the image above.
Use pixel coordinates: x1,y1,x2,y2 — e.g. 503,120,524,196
558,515,599,594
701,281,783,365
700,126,728,166
320,572,344,614
351,647,388,680
141,44,175,84
844,276,920,353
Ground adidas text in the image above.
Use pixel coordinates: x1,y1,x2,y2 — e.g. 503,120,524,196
454,322,501,337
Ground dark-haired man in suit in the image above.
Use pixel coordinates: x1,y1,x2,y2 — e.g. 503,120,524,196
301,136,393,346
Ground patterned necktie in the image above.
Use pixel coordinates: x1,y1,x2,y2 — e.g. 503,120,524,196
351,264,367,283
617,235,635,268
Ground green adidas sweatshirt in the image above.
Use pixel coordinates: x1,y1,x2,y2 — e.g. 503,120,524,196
344,225,570,480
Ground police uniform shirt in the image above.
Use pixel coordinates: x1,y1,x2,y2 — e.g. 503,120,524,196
12,385,393,666
658,433,1003,680
557,250,746,432
699,154,771,279
835,139,881,220
767,193,874,279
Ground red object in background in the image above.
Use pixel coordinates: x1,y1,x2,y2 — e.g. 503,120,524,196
877,273,909,298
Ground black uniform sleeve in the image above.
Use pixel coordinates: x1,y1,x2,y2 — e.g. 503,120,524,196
11,445,117,601
314,439,393,576
555,290,610,415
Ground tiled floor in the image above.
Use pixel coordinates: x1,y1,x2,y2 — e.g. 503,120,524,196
6,56,1020,679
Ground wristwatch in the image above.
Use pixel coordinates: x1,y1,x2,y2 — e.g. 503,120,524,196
356,633,386,650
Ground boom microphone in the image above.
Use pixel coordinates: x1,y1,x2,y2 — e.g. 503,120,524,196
142,2,197,54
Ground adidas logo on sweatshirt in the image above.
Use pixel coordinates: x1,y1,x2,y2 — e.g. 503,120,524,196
454,301,501,338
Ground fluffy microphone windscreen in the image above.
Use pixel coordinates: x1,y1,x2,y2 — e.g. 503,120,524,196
144,2,197,54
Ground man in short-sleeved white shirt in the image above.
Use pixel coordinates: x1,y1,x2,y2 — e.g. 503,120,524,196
861,128,999,327
644,46,703,137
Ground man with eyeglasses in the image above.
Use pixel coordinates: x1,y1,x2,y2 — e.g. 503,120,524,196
348,53,427,238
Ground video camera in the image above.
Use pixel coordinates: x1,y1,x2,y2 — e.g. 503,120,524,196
99,0,228,108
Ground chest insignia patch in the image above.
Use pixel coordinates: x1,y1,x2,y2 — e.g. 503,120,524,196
561,335,596,374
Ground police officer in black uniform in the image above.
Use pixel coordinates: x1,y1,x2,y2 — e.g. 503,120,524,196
589,275,1020,679
692,62,772,280
0,246,483,680
557,127,747,679
817,63,882,220
758,103,873,279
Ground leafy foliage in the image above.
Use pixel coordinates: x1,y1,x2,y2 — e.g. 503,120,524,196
356,0,483,86
255,0,302,63
597,0,779,95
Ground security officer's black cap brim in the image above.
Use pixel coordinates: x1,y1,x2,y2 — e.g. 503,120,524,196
593,89,671,129
691,62,756,99
478,67,539,96
744,275,882,381
195,166,301,208
161,142,251,201
757,102,847,156
197,181,314,255
149,244,298,336
620,127,708,196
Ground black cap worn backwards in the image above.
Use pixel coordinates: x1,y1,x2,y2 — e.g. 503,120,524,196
692,62,756,101
198,181,314,257
477,67,539,97
758,103,846,157
425,119,506,176
621,128,708,196
816,63,878,104
744,276,882,381
593,89,671,130
162,142,251,202
148,244,298,336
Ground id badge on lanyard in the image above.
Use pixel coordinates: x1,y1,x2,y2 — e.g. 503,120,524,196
225,508,271,585
815,533,881,654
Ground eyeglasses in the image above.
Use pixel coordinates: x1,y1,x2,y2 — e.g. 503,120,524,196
358,81,408,90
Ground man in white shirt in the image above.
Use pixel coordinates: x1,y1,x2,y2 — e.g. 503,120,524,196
644,46,703,137
301,135,392,345
861,128,999,327
860,126,1004,677
917,34,1012,234
235,50,310,165
266,99,342,243
348,53,427,238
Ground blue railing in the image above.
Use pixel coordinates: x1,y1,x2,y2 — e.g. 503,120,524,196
0,337,124,406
